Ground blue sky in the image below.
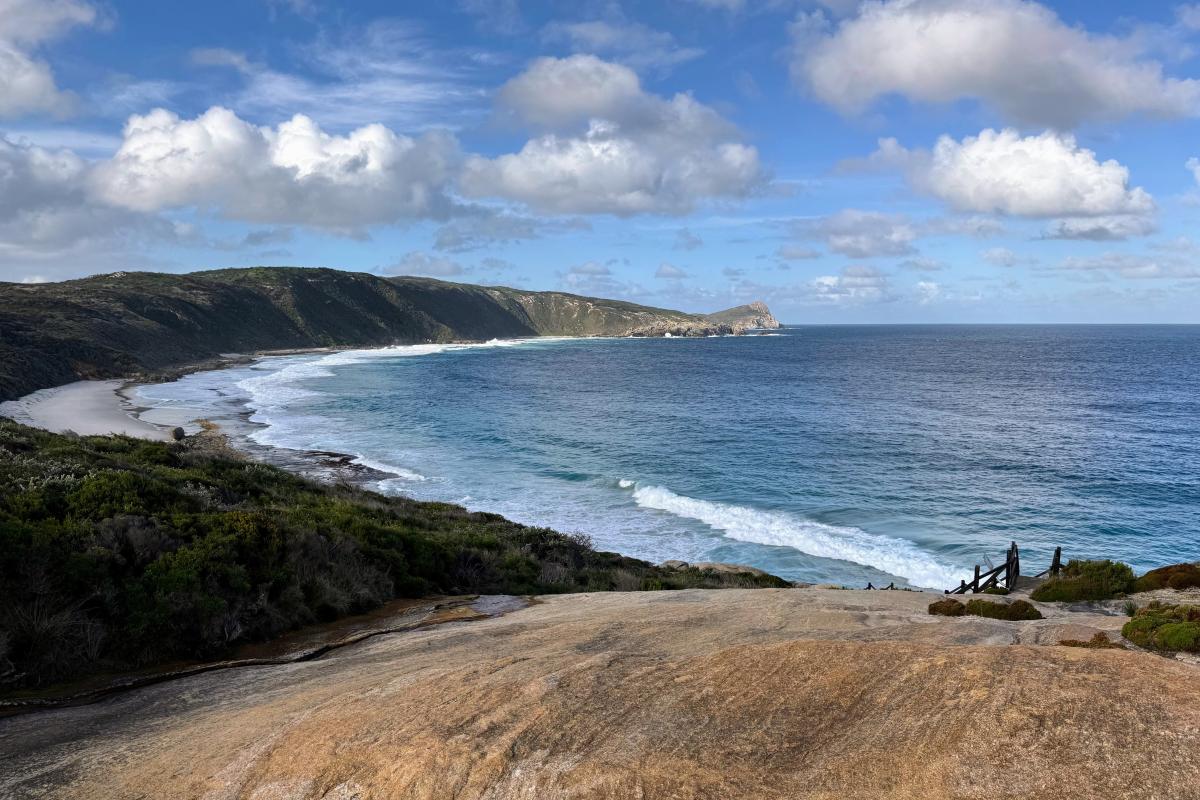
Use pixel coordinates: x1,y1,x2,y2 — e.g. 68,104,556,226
2,0,1200,322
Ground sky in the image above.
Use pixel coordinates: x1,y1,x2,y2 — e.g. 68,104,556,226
2,0,1200,322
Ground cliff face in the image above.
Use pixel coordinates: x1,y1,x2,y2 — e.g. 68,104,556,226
0,268,781,400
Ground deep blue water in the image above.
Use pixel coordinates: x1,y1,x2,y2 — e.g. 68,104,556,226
135,326,1200,589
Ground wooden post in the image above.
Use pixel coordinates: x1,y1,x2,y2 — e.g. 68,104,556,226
973,564,981,592
1009,542,1020,589
1051,546,1062,575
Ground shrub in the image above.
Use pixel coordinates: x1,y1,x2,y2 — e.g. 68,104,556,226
1120,603,1200,652
1030,560,1135,603
965,598,1043,621
1123,600,1139,617
928,598,966,616
0,420,791,690
981,586,1009,595
1132,563,1200,593
1059,632,1125,650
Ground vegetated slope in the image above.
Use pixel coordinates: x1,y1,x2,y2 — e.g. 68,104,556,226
0,267,780,400
0,420,788,690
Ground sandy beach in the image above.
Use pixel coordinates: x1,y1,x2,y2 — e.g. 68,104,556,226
0,380,171,441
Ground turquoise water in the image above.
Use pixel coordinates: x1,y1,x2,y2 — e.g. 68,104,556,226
135,326,1200,589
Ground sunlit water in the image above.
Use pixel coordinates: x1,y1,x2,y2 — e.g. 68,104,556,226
134,326,1200,589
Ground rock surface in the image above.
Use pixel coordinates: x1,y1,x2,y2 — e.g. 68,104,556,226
2,589,1197,799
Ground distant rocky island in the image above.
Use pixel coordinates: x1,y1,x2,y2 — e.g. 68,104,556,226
0,267,780,401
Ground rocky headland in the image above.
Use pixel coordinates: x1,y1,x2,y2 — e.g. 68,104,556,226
0,268,780,401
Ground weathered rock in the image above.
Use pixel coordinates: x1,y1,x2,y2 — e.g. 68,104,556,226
3,589,1196,800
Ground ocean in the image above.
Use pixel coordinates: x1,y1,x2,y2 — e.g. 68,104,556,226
133,325,1200,590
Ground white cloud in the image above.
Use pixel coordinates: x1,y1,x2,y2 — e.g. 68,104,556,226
775,244,821,260
808,264,893,304
907,129,1152,217
915,280,942,304
461,55,765,215
568,261,611,277
0,132,160,271
542,19,703,72
1059,253,1200,280
796,210,917,258
92,107,461,229
794,0,1200,128
900,257,945,272
386,251,465,277
981,247,1021,267
655,262,688,279
0,0,104,119
1042,216,1157,241
869,129,1155,240
191,21,481,131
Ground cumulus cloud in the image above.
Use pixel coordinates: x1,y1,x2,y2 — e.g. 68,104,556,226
0,0,104,119
793,0,1200,128
655,262,688,279
460,55,765,215
0,133,162,269
867,129,1155,240
91,107,461,229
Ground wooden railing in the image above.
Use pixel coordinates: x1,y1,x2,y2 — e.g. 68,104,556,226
945,543,1064,594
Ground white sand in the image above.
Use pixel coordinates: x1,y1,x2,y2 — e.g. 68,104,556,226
0,380,172,441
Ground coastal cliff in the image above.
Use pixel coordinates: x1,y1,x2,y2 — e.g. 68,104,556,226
0,267,781,401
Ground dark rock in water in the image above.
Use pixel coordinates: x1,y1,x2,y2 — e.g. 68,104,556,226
171,427,185,441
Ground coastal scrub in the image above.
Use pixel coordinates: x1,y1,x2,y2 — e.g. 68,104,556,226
1121,603,1200,653
0,420,788,690
1030,560,1135,603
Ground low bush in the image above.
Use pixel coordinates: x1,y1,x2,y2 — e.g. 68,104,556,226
1121,603,1200,653
1132,563,1200,594
928,598,966,616
1058,632,1125,650
981,586,1009,595
1030,560,1135,603
928,597,1041,621
965,598,1042,621
0,421,788,690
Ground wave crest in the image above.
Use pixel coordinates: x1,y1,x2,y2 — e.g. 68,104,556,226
629,483,962,589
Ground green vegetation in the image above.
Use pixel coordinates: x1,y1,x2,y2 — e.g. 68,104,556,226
981,586,1009,595
1123,599,1140,617
0,268,772,401
928,597,1041,620
1121,603,1200,653
0,420,787,690
1029,559,1135,603
965,598,1042,621
927,598,967,616
1132,563,1200,593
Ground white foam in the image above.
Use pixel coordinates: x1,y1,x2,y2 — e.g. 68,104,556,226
617,478,635,488
350,454,427,482
629,484,962,589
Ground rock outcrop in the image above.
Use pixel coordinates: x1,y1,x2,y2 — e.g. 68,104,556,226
3,589,1198,800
